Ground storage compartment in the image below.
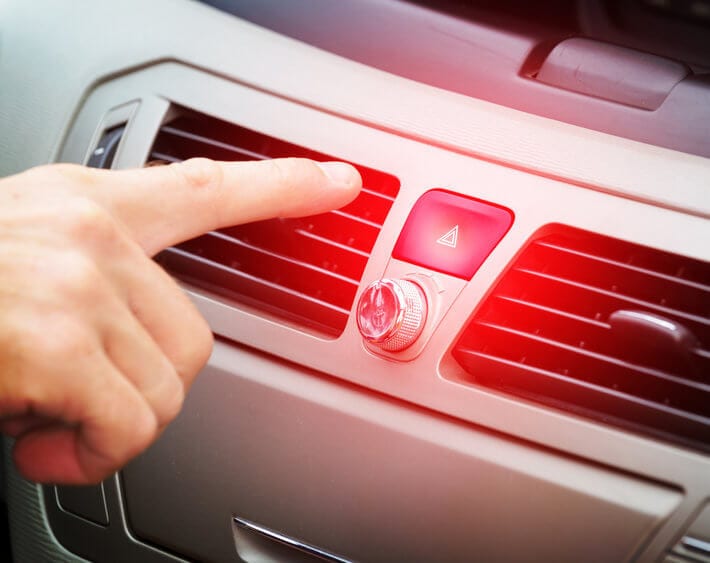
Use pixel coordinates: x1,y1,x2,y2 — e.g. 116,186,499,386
122,341,681,563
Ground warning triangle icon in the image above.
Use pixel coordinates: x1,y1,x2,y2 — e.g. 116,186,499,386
436,225,459,248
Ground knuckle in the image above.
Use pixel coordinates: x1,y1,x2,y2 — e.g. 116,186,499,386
42,315,94,361
175,157,223,191
170,309,214,385
157,373,185,425
173,339,212,392
82,400,158,481
4,314,41,350
2,316,46,375
130,406,159,453
194,319,214,368
8,312,91,367
62,198,116,243
52,252,104,301
183,318,214,382
264,158,291,187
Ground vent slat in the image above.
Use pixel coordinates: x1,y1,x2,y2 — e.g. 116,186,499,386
148,152,180,164
210,230,358,282
156,125,271,161
491,294,610,329
206,231,361,285
515,267,710,331
152,110,399,335
160,247,350,314
473,321,710,412
522,241,710,316
339,190,395,224
158,248,350,335
453,226,710,452
454,348,710,447
534,240,710,294
293,228,370,259
294,212,380,254
481,294,710,385
360,187,396,203
330,209,383,230
495,268,710,353
177,226,359,311
219,222,369,280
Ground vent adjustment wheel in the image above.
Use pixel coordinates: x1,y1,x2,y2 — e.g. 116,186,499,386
356,278,427,352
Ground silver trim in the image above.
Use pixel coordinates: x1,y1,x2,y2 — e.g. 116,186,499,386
681,535,710,554
233,517,353,563
619,310,679,332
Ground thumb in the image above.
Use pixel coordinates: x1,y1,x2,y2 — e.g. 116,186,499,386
88,158,361,255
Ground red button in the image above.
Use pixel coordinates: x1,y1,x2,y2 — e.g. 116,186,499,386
392,190,513,280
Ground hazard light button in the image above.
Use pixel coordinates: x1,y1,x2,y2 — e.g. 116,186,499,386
392,190,513,280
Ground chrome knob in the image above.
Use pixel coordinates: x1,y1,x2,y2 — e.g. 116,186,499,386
356,278,427,352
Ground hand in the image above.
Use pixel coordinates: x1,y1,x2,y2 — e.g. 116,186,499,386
0,158,361,484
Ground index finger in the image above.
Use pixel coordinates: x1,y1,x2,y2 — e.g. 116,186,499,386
88,158,361,255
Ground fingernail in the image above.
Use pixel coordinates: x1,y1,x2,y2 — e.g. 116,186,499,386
317,162,360,188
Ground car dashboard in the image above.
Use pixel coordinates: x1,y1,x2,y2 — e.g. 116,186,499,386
0,1,708,562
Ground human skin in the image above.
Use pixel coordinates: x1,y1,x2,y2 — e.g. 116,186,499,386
0,157,361,485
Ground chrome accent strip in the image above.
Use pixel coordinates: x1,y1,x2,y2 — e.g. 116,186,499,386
233,517,353,563
682,535,710,554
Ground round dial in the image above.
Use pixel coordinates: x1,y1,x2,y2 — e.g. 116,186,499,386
356,278,427,352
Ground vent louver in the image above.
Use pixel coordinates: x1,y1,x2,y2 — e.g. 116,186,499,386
453,226,710,452
150,112,399,336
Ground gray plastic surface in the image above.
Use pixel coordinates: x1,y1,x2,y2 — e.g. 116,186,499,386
122,341,681,563
537,37,689,109
578,0,710,72
233,517,352,562
2,437,184,562
43,475,186,562
201,0,710,156
687,503,710,542
670,502,710,561
55,485,109,527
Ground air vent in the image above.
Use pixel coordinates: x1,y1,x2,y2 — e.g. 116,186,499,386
453,226,710,452
150,111,399,336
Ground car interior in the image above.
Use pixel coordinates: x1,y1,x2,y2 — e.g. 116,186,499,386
0,0,708,561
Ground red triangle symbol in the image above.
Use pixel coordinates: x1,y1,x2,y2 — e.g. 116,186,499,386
436,225,459,248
